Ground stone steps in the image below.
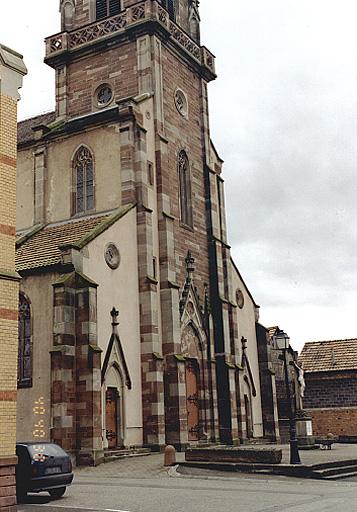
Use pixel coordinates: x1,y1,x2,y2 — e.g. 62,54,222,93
178,457,357,480
311,460,357,480
104,447,151,463
323,471,357,480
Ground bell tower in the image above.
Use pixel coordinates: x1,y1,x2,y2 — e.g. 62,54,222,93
47,0,211,121
44,0,243,451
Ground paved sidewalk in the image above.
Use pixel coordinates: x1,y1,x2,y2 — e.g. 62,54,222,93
260,443,357,465
75,452,185,480
73,443,357,481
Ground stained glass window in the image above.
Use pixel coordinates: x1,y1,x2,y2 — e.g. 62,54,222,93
18,294,32,388
178,150,193,227
73,146,95,215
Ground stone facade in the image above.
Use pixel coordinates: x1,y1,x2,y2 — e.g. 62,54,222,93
0,44,26,511
15,0,278,461
256,324,280,441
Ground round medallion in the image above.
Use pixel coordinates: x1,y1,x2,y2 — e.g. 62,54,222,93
174,89,188,117
236,289,244,309
96,84,113,106
104,243,120,269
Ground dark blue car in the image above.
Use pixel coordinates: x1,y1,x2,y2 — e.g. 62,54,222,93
16,442,73,500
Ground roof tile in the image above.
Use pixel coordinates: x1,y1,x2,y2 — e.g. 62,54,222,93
299,339,357,373
16,213,111,272
18,111,56,145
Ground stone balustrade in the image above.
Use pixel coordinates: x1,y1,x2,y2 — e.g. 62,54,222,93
45,0,215,76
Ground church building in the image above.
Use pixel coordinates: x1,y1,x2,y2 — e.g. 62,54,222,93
16,0,277,464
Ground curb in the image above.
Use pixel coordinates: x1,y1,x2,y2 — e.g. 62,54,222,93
176,458,357,480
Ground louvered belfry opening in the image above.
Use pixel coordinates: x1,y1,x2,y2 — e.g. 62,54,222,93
96,0,121,20
167,0,176,20
161,0,176,21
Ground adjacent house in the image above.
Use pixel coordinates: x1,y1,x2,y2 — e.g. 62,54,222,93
0,43,26,512
300,339,357,439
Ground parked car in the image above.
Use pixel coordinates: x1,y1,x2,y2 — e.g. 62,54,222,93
16,442,73,500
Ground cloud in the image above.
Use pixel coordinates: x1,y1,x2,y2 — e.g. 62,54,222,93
201,1,357,349
3,0,357,351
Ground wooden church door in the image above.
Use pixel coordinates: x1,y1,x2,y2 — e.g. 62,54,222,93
106,387,119,448
185,360,200,441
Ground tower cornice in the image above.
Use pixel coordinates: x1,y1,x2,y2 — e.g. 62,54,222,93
45,0,216,82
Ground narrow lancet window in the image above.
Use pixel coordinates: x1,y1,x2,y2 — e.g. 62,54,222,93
18,294,32,388
178,150,193,227
73,146,94,215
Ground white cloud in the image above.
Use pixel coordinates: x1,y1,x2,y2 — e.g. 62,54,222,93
2,0,357,351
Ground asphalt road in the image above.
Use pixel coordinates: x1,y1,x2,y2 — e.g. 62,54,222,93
17,469,357,512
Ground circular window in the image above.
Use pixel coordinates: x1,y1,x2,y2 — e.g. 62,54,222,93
236,289,244,309
174,89,188,118
104,243,120,269
96,84,113,107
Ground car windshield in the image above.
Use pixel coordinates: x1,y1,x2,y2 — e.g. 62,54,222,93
27,444,68,457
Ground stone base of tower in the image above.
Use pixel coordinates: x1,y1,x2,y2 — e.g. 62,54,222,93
76,449,104,467
0,456,17,511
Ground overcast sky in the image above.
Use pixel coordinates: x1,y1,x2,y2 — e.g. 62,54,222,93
2,1,357,351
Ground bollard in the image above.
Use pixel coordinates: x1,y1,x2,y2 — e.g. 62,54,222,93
164,445,176,466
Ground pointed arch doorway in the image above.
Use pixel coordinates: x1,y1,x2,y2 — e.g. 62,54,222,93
181,322,204,442
104,366,124,449
185,359,200,441
101,308,132,450
105,386,120,449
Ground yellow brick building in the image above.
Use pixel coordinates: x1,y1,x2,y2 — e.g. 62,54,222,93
0,44,26,511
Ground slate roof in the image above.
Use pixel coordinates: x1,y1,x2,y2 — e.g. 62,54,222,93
17,111,56,145
299,339,357,373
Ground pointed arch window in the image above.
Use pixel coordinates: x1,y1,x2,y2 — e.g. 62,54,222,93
73,146,95,215
178,150,193,227
96,0,121,20
18,294,32,388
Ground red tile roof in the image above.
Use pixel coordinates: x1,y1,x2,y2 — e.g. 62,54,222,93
18,111,56,145
16,213,111,272
299,339,357,373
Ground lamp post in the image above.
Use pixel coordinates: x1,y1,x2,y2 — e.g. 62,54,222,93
274,330,301,465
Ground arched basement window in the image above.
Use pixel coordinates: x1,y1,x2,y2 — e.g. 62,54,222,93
96,0,121,20
18,294,32,388
178,150,193,227
73,146,95,215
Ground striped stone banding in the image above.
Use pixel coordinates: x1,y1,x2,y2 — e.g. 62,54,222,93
0,153,16,168
0,390,17,401
0,307,17,321
0,223,16,236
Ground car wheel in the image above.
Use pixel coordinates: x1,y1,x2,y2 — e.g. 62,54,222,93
49,487,66,499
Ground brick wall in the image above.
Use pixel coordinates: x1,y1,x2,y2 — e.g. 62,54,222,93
306,407,357,437
304,372,357,408
0,85,19,455
0,44,26,511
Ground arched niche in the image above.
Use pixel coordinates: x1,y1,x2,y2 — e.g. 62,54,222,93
60,0,75,31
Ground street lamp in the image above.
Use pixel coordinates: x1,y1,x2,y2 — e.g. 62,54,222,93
274,330,301,465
